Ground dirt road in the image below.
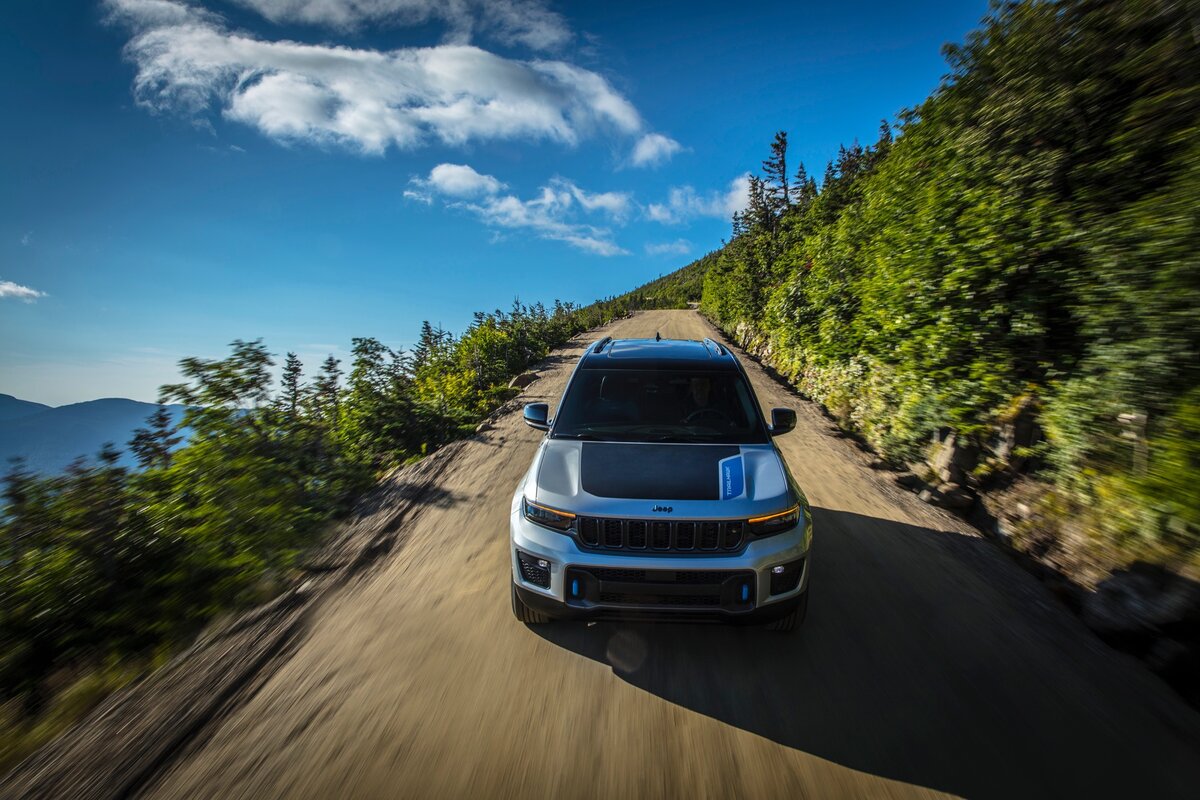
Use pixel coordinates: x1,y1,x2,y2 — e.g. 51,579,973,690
146,311,1200,799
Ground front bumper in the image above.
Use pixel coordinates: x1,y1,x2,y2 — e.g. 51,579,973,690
510,503,811,622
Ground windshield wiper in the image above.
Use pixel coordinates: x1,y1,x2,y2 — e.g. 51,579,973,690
553,432,603,440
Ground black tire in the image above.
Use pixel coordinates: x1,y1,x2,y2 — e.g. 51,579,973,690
511,582,551,624
765,589,808,632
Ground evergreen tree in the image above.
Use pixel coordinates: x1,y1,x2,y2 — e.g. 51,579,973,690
762,130,791,213
276,352,305,424
793,163,818,212
312,355,342,428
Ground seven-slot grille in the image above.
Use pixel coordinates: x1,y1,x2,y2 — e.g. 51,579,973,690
576,516,745,553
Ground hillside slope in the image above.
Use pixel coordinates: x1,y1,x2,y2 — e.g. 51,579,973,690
0,395,51,422
0,398,186,474
691,0,1198,583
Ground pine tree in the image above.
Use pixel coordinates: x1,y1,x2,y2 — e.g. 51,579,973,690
793,162,818,212
413,321,436,373
277,352,304,424
873,119,893,164
761,130,790,213
313,355,342,428
744,175,775,232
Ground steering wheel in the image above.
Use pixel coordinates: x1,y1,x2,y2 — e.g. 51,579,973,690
684,407,732,426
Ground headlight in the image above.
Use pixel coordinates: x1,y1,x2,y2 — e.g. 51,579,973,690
748,504,801,538
523,498,575,532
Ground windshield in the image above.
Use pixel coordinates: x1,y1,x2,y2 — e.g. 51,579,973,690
551,368,768,444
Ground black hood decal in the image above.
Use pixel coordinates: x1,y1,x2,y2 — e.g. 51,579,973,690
579,443,739,500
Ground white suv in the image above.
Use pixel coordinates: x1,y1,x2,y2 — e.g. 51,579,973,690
510,336,812,631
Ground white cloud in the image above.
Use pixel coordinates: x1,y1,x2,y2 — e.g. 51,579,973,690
0,280,47,303
463,185,628,256
630,133,682,168
228,1,572,51
646,174,750,224
552,178,631,220
20,231,33,246
411,163,505,198
105,0,644,155
645,239,691,256
408,164,628,255
106,0,218,28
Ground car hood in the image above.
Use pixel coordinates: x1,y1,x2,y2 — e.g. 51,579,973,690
530,439,794,518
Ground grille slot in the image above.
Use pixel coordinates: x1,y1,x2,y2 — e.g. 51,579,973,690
603,519,623,548
578,517,600,547
699,522,720,550
651,521,671,549
723,521,744,549
627,521,648,549
675,522,696,550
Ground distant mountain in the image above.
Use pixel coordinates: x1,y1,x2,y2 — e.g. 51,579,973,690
0,396,188,475
0,393,52,421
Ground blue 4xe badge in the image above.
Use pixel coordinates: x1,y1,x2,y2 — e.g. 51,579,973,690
717,454,746,500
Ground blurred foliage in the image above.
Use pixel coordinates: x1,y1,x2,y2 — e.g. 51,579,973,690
0,293,682,727
701,0,1198,571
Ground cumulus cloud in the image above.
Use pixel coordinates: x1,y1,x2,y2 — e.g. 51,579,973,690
228,0,571,50
645,239,691,256
409,164,629,255
630,132,682,168
0,280,47,303
646,174,750,224
409,163,505,200
105,0,643,155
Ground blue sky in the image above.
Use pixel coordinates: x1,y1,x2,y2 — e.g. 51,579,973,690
1,0,988,405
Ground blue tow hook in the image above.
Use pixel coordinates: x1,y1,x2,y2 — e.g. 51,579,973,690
741,583,750,602
571,578,580,597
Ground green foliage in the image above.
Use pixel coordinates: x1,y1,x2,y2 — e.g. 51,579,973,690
701,0,1199,568
0,293,644,723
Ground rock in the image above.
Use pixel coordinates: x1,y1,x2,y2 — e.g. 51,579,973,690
894,473,926,492
868,457,887,470
508,371,539,389
1146,638,1193,674
475,421,491,433
930,432,980,485
936,482,975,510
995,396,1042,469
915,482,974,511
1082,562,1200,641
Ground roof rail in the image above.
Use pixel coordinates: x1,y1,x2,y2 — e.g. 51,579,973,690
592,336,613,353
703,337,727,356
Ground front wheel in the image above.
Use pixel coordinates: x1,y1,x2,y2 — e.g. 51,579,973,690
765,589,808,632
511,582,551,624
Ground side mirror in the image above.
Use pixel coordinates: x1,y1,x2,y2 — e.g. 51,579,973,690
768,407,796,437
523,403,550,431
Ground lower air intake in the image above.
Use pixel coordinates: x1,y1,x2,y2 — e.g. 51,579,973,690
516,550,551,589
